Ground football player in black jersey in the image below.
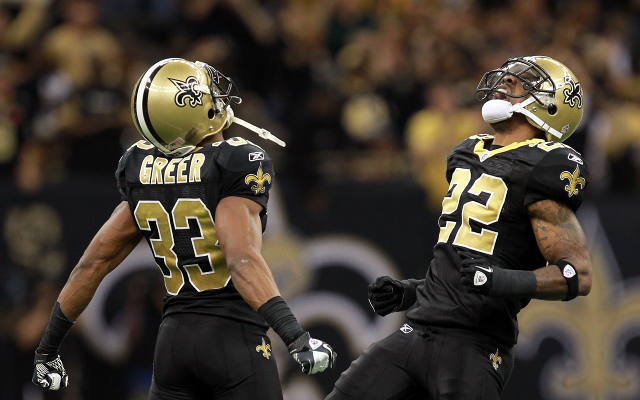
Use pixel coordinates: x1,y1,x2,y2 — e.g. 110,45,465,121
326,56,592,399
32,58,336,399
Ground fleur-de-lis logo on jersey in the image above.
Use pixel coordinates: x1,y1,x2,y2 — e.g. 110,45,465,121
490,349,502,370
560,166,586,197
169,76,203,108
245,163,271,194
256,337,271,359
563,76,583,109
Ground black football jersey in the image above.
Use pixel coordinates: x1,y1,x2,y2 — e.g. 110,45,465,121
115,137,274,327
406,134,589,346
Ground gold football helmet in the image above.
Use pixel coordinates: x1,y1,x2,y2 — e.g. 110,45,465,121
476,56,584,142
131,58,240,157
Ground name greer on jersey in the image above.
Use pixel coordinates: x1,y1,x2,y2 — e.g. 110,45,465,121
139,153,206,184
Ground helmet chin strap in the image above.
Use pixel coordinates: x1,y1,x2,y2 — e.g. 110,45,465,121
232,117,286,147
227,107,286,147
482,97,562,139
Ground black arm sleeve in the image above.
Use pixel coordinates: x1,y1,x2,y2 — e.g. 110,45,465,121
398,278,424,311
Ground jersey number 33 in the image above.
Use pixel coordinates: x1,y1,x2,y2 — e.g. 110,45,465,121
134,198,229,295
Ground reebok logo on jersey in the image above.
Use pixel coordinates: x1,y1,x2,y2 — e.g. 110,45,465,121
474,271,488,286
560,165,585,197
400,324,413,334
256,338,272,359
563,264,576,278
249,152,264,162
568,153,583,165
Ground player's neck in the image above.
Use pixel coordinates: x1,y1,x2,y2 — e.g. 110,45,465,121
491,119,544,147
198,132,225,147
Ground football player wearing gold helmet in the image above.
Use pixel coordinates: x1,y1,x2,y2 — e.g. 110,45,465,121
327,56,591,399
32,58,335,399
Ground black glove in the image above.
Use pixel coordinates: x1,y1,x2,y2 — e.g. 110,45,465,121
459,251,501,296
368,276,412,316
288,332,337,374
32,353,69,390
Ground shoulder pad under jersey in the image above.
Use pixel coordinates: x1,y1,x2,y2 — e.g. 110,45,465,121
215,137,274,209
524,142,589,211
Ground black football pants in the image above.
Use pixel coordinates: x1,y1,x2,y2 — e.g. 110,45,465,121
148,313,283,400
326,324,513,400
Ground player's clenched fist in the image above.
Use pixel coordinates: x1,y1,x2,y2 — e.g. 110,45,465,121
459,251,499,296
32,353,69,391
368,276,413,316
288,332,337,374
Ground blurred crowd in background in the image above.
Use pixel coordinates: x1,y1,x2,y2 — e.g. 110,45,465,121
2,0,640,205
2,0,640,398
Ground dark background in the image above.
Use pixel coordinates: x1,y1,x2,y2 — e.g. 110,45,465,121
2,0,640,399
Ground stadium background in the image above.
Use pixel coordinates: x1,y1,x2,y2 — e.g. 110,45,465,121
1,0,640,399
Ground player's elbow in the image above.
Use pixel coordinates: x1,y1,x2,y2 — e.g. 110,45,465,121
225,248,262,275
74,239,123,281
69,256,109,285
577,261,592,296
578,271,592,296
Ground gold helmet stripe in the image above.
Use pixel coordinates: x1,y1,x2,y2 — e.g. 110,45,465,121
134,58,181,150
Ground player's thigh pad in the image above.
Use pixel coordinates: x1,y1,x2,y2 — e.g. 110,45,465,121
150,314,282,400
424,328,514,400
327,327,427,400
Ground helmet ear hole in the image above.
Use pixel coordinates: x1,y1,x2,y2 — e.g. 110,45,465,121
208,109,214,119
548,105,557,115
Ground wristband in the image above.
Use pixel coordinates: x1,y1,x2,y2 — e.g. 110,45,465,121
491,269,537,298
36,302,75,355
555,260,579,301
257,296,306,346
397,279,419,311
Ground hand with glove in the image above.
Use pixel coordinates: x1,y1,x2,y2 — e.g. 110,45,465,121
288,332,337,374
32,353,69,390
32,302,74,391
458,251,537,298
368,276,418,316
257,296,336,374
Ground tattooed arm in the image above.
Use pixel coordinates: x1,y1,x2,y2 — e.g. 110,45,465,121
527,199,592,300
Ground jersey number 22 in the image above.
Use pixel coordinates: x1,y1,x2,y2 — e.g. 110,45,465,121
438,168,508,254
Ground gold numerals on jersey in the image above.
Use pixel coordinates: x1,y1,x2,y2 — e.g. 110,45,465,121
134,199,229,295
438,168,508,254
439,169,471,245
135,201,183,294
173,199,230,290
529,141,568,152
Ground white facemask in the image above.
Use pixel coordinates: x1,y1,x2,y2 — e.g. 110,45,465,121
481,98,562,139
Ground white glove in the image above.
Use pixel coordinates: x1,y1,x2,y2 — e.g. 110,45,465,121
32,353,69,390
288,332,337,374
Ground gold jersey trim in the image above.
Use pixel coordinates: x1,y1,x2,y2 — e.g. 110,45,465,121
472,136,546,161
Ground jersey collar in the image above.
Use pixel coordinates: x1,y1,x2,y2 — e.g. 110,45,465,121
473,136,546,161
